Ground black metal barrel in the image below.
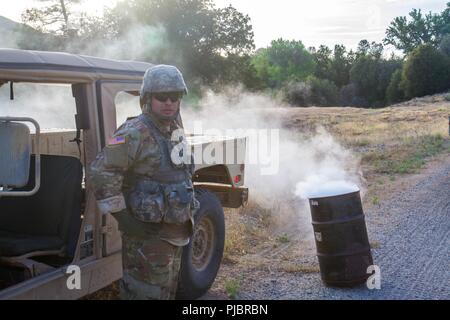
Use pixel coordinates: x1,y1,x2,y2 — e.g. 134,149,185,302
308,190,373,287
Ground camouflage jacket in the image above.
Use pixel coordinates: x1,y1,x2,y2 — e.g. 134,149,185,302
88,111,195,216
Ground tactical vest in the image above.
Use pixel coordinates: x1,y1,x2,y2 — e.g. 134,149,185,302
126,114,195,225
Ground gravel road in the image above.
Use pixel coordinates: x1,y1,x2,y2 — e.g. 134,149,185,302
235,156,450,300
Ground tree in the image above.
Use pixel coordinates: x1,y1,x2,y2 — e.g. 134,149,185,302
91,0,255,86
312,44,354,89
312,45,332,80
369,42,384,59
329,44,352,87
251,39,316,88
439,34,450,56
21,0,83,36
402,44,450,98
357,40,384,59
214,5,255,55
386,69,405,104
357,40,370,57
20,0,256,86
20,0,87,50
310,45,355,88
384,3,450,54
435,2,450,37
350,55,402,107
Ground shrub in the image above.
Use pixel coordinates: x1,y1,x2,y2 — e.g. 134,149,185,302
402,44,450,98
284,81,312,106
284,76,339,107
339,83,370,107
308,76,339,106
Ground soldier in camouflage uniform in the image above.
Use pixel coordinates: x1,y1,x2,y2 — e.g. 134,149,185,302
88,65,198,300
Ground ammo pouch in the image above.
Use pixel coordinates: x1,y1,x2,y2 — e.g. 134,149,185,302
128,180,194,224
128,180,165,223
163,183,194,224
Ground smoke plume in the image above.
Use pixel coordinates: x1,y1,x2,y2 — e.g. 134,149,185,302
182,86,364,232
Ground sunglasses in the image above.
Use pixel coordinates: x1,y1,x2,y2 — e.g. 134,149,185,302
152,92,183,103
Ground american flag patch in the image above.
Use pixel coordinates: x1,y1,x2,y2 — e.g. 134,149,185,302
108,136,126,145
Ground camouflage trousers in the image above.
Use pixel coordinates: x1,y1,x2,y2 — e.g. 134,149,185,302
113,211,183,300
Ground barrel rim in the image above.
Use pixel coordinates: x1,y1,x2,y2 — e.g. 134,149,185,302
307,189,361,201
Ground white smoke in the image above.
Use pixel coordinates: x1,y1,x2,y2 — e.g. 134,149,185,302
0,22,178,131
293,129,361,200
0,30,21,49
182,86,364,230
0,83,77,131
74,24,177,63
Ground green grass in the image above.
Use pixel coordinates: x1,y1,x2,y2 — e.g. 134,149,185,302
392,156,425,174
355,138,371,147
277,233,290,243
224,279,240,299
369,134,447,174
394,134,445,173
372,196,380,205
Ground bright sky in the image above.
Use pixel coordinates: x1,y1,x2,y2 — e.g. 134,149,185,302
1,0,447,50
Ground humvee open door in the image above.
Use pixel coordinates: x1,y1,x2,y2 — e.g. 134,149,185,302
0,49,248,300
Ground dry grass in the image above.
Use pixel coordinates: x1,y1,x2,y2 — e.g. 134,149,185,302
370,241,382,249
277,95,449,149
221,206,267,265
280,263,320,274
83,281,120,300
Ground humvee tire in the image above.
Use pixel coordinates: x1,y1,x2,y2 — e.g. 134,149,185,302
177,189,225,299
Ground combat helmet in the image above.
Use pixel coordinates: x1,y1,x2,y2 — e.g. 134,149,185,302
140,64,188,107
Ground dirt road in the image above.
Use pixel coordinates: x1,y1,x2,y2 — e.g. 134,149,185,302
207,153,450,300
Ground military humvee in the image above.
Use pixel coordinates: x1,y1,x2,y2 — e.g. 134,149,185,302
0,49,248,300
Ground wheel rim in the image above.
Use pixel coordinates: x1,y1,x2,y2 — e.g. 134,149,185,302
191,214,215,272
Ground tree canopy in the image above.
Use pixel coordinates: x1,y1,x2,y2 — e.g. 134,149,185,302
251,39,315,88
22,0,83,36
384,3,450,53
21,0,255,86
402,44,450,98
